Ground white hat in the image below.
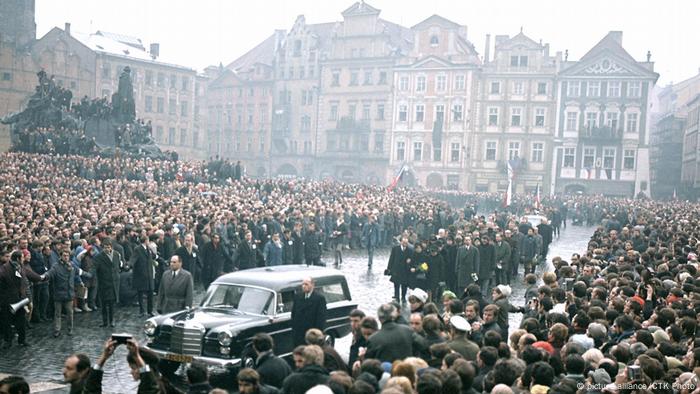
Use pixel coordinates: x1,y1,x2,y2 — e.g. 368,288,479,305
495,284,512,298
408,288,428,303
450,315,471,332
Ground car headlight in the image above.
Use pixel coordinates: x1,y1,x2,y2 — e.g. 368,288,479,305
218,330,233,346
144,319,157,336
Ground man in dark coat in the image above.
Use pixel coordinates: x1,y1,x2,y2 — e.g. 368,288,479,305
477,236,496,296
280,345,329,394
44,249,82,337
520,228,539,275
175,233,200,288
385,236,413,303
131,235,155,317
156,255,193,314
0,250,43,347
252,333,292,389
537,219,554,259
455,236,480,294
236,230,258,271
362,214,380,268
93,240,122,327
200,233,233,287
291,277,327,346
291,222,305,265
303,222,322,266
365,303,422,363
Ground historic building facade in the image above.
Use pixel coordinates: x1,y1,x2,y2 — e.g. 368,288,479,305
389,15,480,190
473,32,558,194
681,96,700,198
553,32,658,197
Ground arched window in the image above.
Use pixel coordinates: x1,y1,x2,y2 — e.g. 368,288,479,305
430,35,439,46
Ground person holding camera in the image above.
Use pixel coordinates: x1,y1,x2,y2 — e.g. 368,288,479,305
62,339,117,393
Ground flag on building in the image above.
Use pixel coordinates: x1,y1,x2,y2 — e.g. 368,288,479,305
535,184,542,209
584,167,593,180
673,189,677,200
388,164,407,192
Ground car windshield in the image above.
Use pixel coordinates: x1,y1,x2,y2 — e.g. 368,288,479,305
201,284,275,315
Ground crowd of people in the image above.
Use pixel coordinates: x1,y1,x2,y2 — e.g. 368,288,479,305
0,151,698,393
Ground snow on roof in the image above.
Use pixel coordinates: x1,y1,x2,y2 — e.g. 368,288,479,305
73,31,194,72
95,30,145,50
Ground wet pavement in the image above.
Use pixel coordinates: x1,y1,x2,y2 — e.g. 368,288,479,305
0,224,594,392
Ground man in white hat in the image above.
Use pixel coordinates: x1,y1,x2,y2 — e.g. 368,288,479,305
447,315,479,361
492,284,523,341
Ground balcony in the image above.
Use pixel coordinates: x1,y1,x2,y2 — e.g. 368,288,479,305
580,126,621,141
271,105,291,135
336,116,370,132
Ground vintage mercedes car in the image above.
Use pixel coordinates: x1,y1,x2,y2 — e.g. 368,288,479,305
142,265,356,372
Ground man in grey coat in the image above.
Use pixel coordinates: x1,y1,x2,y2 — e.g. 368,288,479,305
156,255,193,314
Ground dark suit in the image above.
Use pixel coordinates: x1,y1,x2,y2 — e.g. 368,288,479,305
365,321,421,363
200,241,233,287
131,244,154,314
175,246,200,285
0,261,42,345
156,269,193,314
236,241,258,271
94,250,122,325
386,245,413,301
291,290,327,346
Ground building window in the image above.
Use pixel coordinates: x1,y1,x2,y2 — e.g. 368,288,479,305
435,105,445,123
485,141,497,161
451,143,460,162
375,134,384,152
168,127,176,145
170,75,177,89
488,107,499,126
349,70,358,85
510,55,528,67
603,147,616,169
180,129,187,146
364,70,373,85
169,99,177,115
304,141,312,154
145,70,153,86
157,73,165,87
181,77,189,91
583,147,596,168
511,108,522,127
378,71,387,85
247,105,254,129
249,88,254,97
362,104,371,120
416,76,426,92
157,97,164,113
259,105,268,125
399,76,408,91
531,142,544,163
309,65,315,78
436,75,446,91
181,101,188,117
626,113,639,132
606,112,619,130
293,40,302,57
587,81,601,97
566,111,578,131
585,112,598,129
156,126,163,142
453,104,463,121
628,81,641,98
563,147,576,168
414,142,423,161
300,115,311,132
377,103,385,120
513,81,524,95
145,96,153,112
192,131,198,148
535,108,545,127
396,141,405,161
288,67,294,79
490,81,501,94
398,105,408,122
455,75,465,90
415,104,425,122
567,81,580,97
508,141,520,160
537,82,547,95
433,143,442,161
329,103,338,120
331,71,340,86
348,103,356,119
623,149,636,169
430,35,439,45
608,81,621,97
102,64,110,79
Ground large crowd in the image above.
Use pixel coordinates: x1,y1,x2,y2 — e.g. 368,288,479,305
0,151,698,394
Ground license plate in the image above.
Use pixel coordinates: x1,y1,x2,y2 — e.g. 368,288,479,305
164,353,193,363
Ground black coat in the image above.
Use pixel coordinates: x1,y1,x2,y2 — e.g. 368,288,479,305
131,244,154,292
281,365,329,394
0,261,42,305
256,352,292,389
175,245,199,273
291,291,327,346
303,231,322,261
236,241,258,270
456,245,479,289
386,245,413,285
365,321,420,363
477,243,496,281
94,251,122,302
291,232,305,264
201,241,233,279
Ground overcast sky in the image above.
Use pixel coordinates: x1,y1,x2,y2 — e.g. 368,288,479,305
35,0,698,86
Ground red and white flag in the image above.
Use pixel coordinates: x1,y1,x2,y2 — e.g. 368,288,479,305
388,164,407,192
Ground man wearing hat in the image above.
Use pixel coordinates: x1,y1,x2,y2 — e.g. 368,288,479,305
447,315,479,361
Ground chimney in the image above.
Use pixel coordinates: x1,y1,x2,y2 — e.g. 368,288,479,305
150,43,160,59
64,23,71,36
484,34,491,64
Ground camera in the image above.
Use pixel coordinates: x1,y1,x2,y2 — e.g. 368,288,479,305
565,278,574,291
627,365,642,380
111,333,133,345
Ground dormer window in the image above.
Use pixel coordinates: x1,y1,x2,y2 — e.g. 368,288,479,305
510,55,528,67
430,35,439,46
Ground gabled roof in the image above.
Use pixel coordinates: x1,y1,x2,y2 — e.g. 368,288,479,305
341,1,380,17
496,31,542,50
579,31,635,64
226,33,276,72
95,31,145,50
379,18,414,53
411,14,462,31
